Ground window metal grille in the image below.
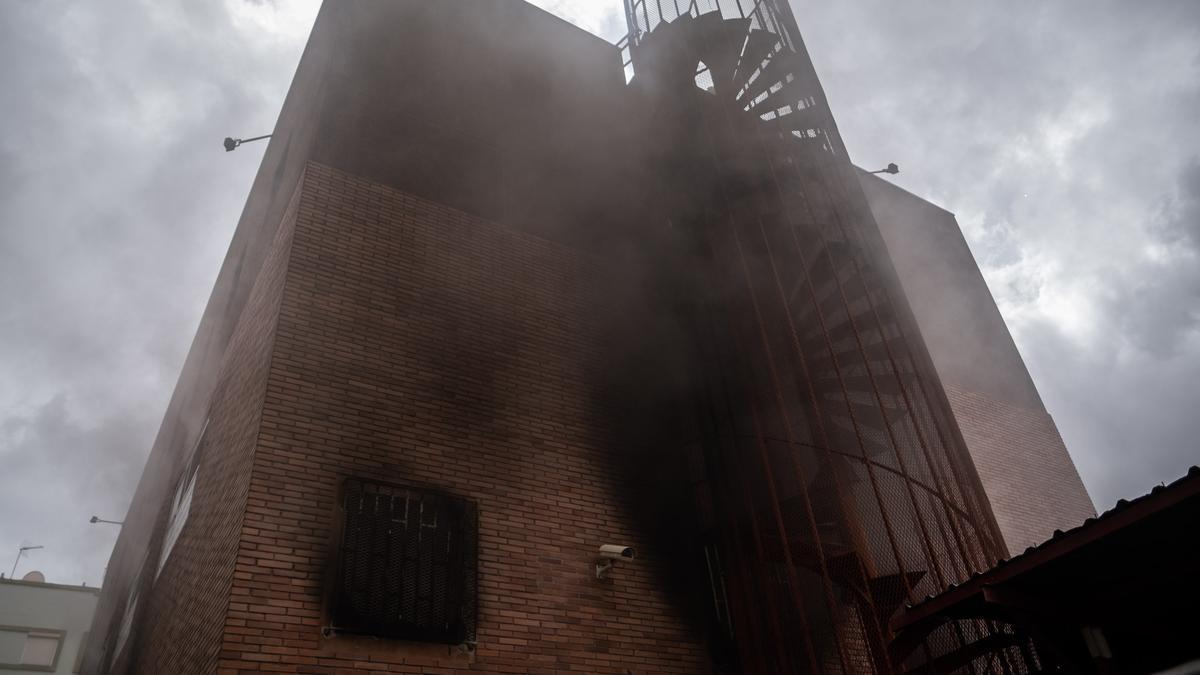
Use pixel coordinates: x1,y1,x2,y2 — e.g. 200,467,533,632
332,478,478,645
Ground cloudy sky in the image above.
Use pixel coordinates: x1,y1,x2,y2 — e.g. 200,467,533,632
1,0,1196,586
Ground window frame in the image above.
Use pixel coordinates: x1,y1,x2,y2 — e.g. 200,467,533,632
0,625,66,672
327,477,479,646
156,419,208,580
107,549,148,671
110,585,139,665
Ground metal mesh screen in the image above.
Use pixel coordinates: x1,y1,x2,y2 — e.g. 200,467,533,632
624,0,793,48
332,478,478,644
622,1,1030,671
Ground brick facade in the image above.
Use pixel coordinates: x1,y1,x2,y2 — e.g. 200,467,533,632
206,163,713,674
84,3,1095,671
113,178,304,674
944,385,1096,554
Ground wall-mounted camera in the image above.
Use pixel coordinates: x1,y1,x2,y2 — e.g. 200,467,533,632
595,544,637,579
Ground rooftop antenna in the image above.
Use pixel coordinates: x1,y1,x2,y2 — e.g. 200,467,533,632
223,134,272,152
10,545,43,579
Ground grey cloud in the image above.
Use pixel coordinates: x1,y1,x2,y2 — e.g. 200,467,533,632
1023,312,1200,512
1158,159,1200,250
794,0,1200,508
1,0,312,583
1,0,1197,585
1110,159,1200,357
0,395,153,585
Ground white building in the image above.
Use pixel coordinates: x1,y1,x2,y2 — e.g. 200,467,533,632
0,573,99,673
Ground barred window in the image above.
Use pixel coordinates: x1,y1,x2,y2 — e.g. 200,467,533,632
331,478,478,645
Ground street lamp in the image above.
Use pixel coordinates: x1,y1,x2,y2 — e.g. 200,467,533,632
223,134,273,152
868,162,900,175
10,545,43,579
90,516,124,526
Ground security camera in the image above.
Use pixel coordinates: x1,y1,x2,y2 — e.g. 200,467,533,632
595,545,636,579
598,544,637,560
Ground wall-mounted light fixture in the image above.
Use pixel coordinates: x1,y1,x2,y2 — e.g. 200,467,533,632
90,516,124,526
223,134,273,152
868,162,900,175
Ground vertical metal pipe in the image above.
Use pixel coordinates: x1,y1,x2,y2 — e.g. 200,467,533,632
722,82,924,619
683,25,835,671
818,225,980,578
806,150,1015,675
810,172,973,586
636,5,1016,667
823,162,1007,568
712,292,824,671
756,217,895,672
748,118,973,675
809,161,989,568
696,301,813,672
836,170,1006,567
734,225,853,672
815,152,1036,673
742,402,824,674
816,235,948,585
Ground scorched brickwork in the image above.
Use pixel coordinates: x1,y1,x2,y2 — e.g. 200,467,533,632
84,1,1099,672
213,162,713,674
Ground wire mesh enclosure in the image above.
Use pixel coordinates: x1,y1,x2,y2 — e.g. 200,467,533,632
625,0,795,48
620,0,796,84
332,478,478,645
622,1,1030,672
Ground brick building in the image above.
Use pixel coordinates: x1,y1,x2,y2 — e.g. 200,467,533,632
83,1,1091,673
858,174,1095,554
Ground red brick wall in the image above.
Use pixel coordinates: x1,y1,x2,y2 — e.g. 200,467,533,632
945,384,1095,553
861,173,1096,557
115,181,303,674
216,162,715,674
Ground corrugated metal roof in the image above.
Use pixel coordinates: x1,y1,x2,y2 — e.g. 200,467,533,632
899,464,1200,617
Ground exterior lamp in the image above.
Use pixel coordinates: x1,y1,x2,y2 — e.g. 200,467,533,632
223,134,273,152
90,516,124,526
